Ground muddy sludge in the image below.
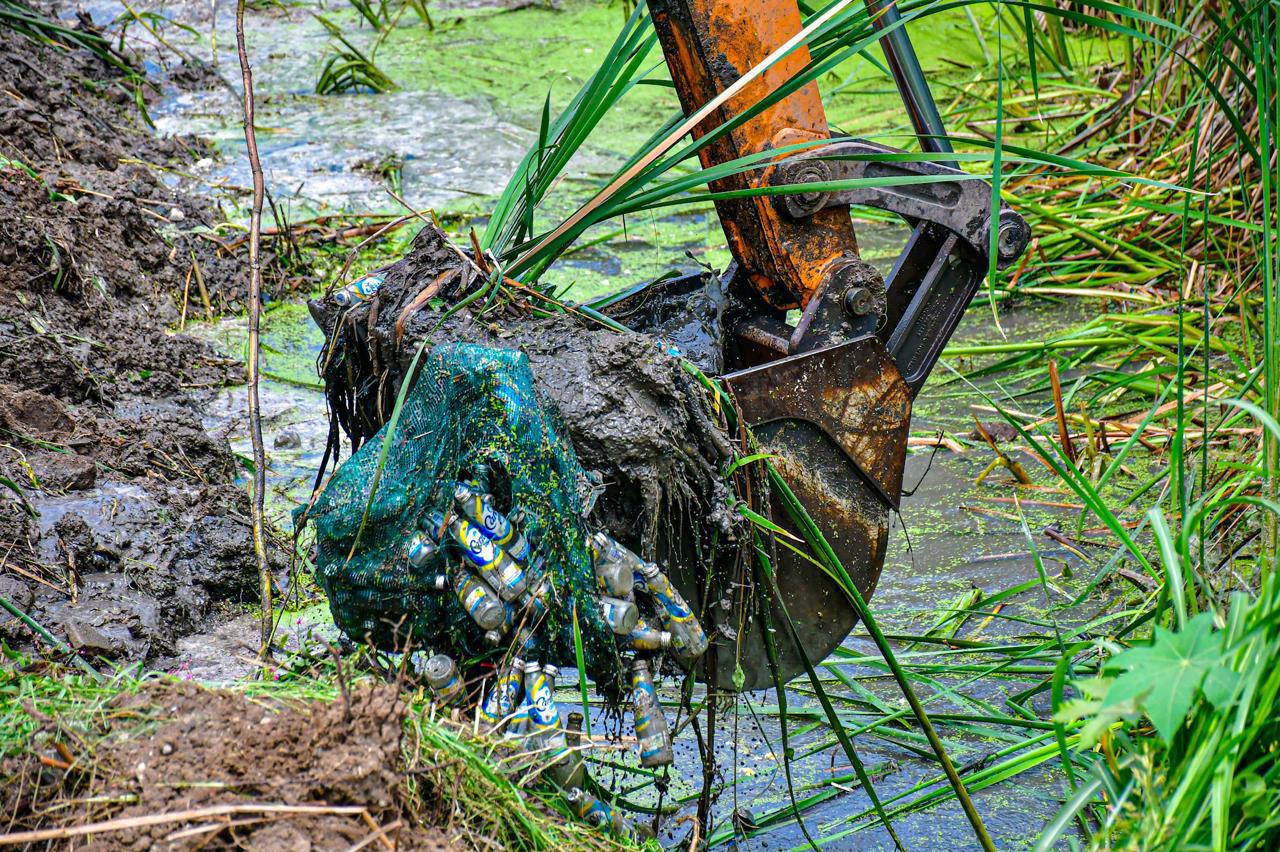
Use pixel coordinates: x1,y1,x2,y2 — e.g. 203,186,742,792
311,222,737,562
0,6,299,662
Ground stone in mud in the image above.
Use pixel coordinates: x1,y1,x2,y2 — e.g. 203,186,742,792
274,426,302,449
0,575,35,642
0,387,76,441
53,513,102,573
42,573,161,660
29,450,96,492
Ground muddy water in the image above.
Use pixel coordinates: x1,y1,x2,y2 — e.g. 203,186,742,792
111,0,1089,846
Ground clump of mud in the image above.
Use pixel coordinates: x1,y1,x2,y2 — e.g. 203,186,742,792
0,10,288,661
310,222,736,566
1,681,455,849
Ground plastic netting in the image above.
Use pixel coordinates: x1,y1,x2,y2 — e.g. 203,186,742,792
307,342,624,692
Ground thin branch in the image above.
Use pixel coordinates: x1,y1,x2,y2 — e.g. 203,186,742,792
235,0,273,658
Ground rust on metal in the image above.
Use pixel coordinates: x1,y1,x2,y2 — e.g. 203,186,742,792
649,0,859,310
702,335,910,690
723,336,912,505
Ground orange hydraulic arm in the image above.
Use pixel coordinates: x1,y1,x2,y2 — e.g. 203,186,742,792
649,0,859,311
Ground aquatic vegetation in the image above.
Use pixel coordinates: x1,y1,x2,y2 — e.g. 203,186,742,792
314,15,398,94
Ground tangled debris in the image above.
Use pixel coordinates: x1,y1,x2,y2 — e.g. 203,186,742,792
306,221,749,840
311,222,736,561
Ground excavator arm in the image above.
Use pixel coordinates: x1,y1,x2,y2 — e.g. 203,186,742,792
637,0,1029,690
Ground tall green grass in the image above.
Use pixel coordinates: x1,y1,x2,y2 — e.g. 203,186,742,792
469,0,1278,848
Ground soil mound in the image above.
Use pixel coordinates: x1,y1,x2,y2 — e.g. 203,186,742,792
1,681,455,849
0,9,286,661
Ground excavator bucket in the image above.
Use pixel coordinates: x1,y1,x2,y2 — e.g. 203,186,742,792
635,0,1029,690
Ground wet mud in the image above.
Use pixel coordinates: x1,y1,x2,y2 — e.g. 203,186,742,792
1,681,454,849
0,12,287,661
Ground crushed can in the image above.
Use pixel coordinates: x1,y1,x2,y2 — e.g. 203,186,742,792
423,654,466,707
630,658,673,767
621,617,672,652
637,560,709,663
597,595,640,635
588,531,637,597
454,483,532,563
453,571,508,632
432,510,528,602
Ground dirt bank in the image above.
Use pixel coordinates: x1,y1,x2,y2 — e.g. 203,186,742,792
1,681,456,848
0,8,287,661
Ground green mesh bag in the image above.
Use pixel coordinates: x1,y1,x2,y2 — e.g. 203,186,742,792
307,342,623,692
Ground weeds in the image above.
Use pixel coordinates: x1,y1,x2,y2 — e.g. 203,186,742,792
314,14,397,94
468,0,1278,847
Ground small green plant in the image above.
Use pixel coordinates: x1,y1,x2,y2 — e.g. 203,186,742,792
313,14,396,95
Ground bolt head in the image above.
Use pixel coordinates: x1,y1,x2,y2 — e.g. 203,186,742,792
842,287,875,316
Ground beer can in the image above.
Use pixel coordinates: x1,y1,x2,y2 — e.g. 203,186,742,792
521,575,552,621
621,617,672,652
423,654,466,707
637,560,709,663
630,658,673,767
565,787,612,829
453,571,507,632
405,533,438,569
588,531,637,596
331,273,384,306
413,573,448,593
479,657,524,729
445,513,528,602
524,662,567,751
454,483,531,563
597,595,640,635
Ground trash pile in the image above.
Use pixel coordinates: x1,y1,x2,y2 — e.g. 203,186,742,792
305,222,741,840
418,479,710,842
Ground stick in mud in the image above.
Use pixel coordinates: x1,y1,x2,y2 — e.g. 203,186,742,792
234,0,273,657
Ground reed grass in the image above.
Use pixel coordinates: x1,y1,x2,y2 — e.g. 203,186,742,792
464,0,1278,848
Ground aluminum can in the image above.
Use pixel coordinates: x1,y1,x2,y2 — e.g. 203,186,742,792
524,662,567,751
637,560,709,663
405,533,438,570
453,571,507,632
454,483,531,563
433,510,528,602
621,617,672,652
423,653,465,707
332,273,384,306
565,787,612,829
412,573,448,593
588,531,637,596
479,657,524,729
521,574,552,621
597,595,639,635
630,658,673,767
